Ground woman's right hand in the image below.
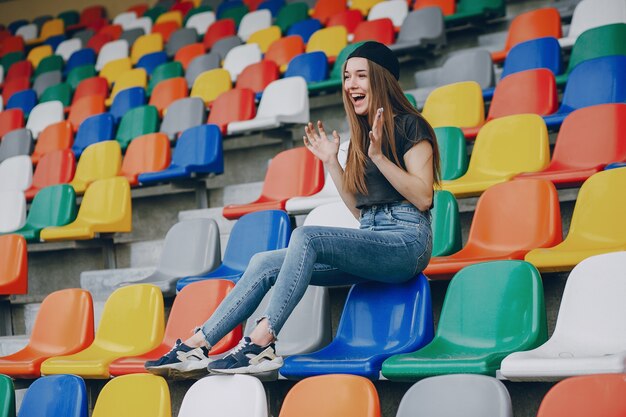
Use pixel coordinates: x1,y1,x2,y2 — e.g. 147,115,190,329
303,121,340,165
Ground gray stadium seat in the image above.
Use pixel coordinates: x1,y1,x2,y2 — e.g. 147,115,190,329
33,71,62,98
166,28,198,58
185,52,221,88
211,35,243,61
0,129,33,163
159,97,207,140
120,28,146,48
388,8,446,54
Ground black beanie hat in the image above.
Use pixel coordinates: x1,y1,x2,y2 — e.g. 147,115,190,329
346,41,400,80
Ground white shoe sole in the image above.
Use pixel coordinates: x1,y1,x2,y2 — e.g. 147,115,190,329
209,357,284,375
146,359,210,379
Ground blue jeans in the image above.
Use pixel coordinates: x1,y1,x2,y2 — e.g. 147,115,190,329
200,202,432,347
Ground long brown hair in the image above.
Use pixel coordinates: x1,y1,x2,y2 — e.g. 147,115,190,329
342,59,441,195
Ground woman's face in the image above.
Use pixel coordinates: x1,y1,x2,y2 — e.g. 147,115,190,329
344,57,370,116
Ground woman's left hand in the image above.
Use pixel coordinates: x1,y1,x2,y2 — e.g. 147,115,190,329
368,107,384,161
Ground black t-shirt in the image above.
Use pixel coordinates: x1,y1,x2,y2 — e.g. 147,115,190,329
355,113,435,209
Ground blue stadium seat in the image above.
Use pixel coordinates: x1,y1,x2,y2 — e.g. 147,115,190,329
17,375,88,417
543,55,626,130
108,87,146,124
64,48,96,76
217,1,245,19
258,0,286,17
280,274,434,380
71,113,115,157
176,210,292,291
6,89,37,116
483,37,562,100
44,34,67,51
284,51,328,83
136,51,169,75
287,19,323,44
605,162,626,170
138,124,224,185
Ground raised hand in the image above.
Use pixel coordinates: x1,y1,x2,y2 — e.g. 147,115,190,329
303,120,340,165
368,107,384,160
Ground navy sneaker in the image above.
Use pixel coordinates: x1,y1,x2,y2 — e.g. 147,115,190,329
207,337,283,375
144,339,211,378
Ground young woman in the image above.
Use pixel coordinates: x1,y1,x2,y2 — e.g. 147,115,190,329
145,41,440,377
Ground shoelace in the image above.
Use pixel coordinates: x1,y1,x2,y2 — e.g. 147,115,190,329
163,339,183,358
229,338,250,356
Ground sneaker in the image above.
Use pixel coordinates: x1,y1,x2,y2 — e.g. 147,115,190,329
144,339,211,378
207,337,283,375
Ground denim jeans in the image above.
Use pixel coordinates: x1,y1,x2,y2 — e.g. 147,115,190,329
200,202,432,347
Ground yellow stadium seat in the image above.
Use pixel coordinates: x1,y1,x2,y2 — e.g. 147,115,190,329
190,68,232,106
130,33,164,65
100,57,133,86
155,10,183,26
40,176,131,241
306,26,348,61
69,141,122,194
40,285,163,378
105,68,147,106
248,26,282,54
351,0,384,15
92,374,171,417
525,167,626,272
27,45,53,68
441,114,550,198
28,18,65,45
422,81,485,129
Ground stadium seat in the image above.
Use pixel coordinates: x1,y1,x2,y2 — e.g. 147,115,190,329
16,23,37,43
0,129,32,163
421,81,484,130
311,0,346,25
535,374,626,417
351,0,382,15
174,43,205,70
131,33,164,64
278,374,380,417
176,210,292,290
434,127,468,181
236,60,279,95
0,375,15,417
238,9,272,41
17,375,88,417
109,87,146,124
67,5,106,33
208,88,256,134
327,9,363,36
31,121,73,165
137,51,168,75
444,0,506,26
120,28,145,49
121,133,171,186
6,89,36,117
68,96,106,132
66,65,96,90
276,2,308,32
352,18,395,45
190,68,232,106
34,55,63,78
18,183,77,243
306,26,348,62
2,76,30,103
228,76,309,134
258,0,284,16
396,375,513,417
555,23,626,86
156,10,183,26
223,43,262,82
406,49,494,108
443,114,550,196
72,76,108,104
431,190,462,257
558,0,626,48
220,4,249,26
26,100,63,139
426,179,562,279
166,28,198,58
383,260,547,379
0,190,26,233
516,104,626,187
264,35,305,73
32,71,61,98
100,57,133,86
203,18,236,50
185,11,215,35
72,113,115,157
0,155,32,192
95,39,129,71
0,289,92,377
0,109,24,139
1,36,25,56
491,8,562,63
69,141,122,195
286,18,322,44
525,167,626,272
149,77,188,116
105,68,147,106
501,251,626,381
116,105,158,150
5,60,32,83
178,375,266,417
138,124,223,184
463,69,558,139
247,26,281,53
544,55,626,129
24,150,75,200
27,45,53,69
40,83,72,108
110,279,241,376
113,11,138,27
0,234,27,294
144,6,167,23
90,374,170,416
86,32,113,55
210,35,243,61
64,48,96,75
159,97,204,140
281,274,433,379
222,147,322,219
368,0,408,28
185,52,220,87
123,15,153,35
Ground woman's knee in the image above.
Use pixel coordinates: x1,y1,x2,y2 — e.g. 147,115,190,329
289,226,319,248
247,249,286,273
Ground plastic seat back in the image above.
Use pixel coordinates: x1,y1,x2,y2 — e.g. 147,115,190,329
327,9,363,35
149,77,188,115
254,76,309,120
368,0,408,27
279,374,379,417
264,35,304,72
275,2,308,32
288,19,324,45
236,60,279,94
66,66,96,91
16,24,37,42
238,9,272,41
0,155,32,192
352,18,395,45
100,57,133,86
0,375,15,417
6,89,36,116
65,48,96,75
434,127,467,181
501,37,563,79
70,141,122,194
5,60,32,82
95,39,129,71
285,51,328,83
136,51,168,75
306,26,348,61
431,190,462,257
0,234,27,294
40,83,71,107
106,68,147,106
185,52,220,88
32,71,61,98
0,128,32,163
26,101,64,138
166,28,198,58
34,55,63,78
116,105,158,150
0,109,24,139
211,35,243,61
390,8,445,51
178,375,266,417
26,150,75,200
73,76,109,103
436,49,495,90
561,0,626,47
68,96,106,132
203,18,236,50
247,26,281,53
72,113,115,157
396,375,513,417
2,76,30,103
109,87,146,124
32,121,73,164
414,0,456,15
17,375,87,417
223,43,262,82
27,45,53,69
0,190,26,233
121,133,171,186
91,374,170,417
190,68,232,105
130,33,163,64
208,88,256,134
156,10,183,26
174,43,205,70
159,97,206,139
186,11,216,36
422,81,484,128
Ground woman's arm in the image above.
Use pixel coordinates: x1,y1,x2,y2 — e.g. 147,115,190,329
368,109,434,211
303,121,360,219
